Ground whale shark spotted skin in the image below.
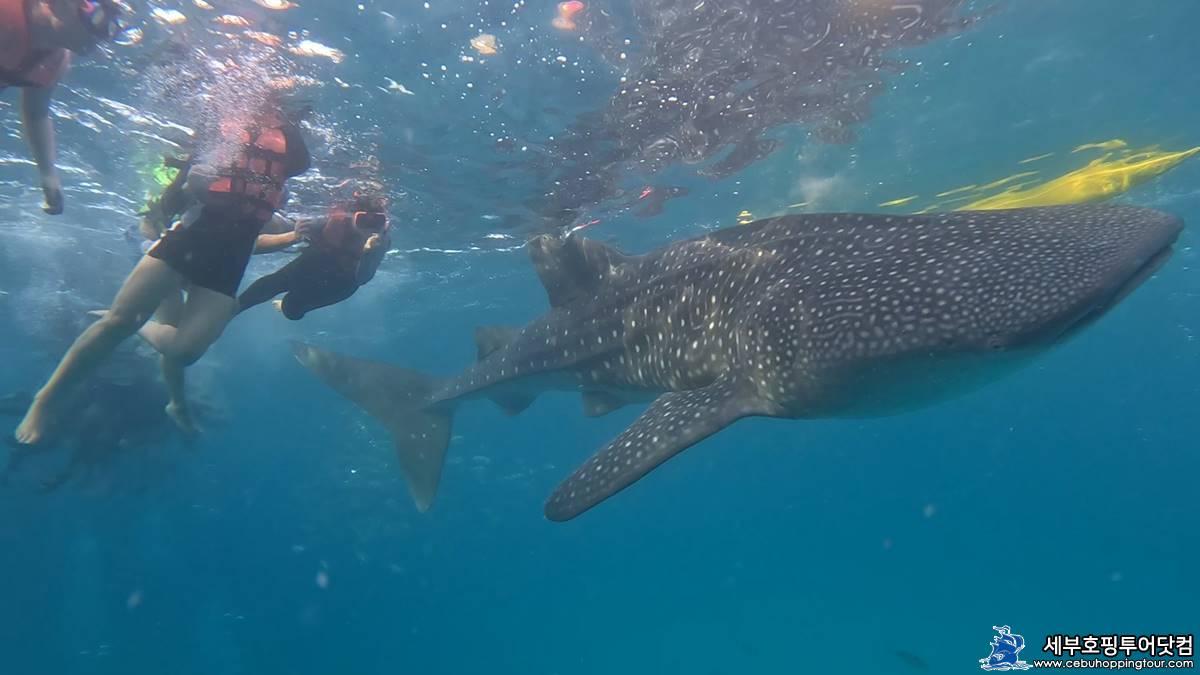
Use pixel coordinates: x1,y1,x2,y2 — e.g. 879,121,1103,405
294,204,1183,521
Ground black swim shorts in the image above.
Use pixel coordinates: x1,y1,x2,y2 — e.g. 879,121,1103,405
147,206,265,297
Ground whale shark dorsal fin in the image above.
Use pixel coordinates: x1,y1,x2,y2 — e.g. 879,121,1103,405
581,391,626,417
545,375,761,521
474,325,522,361
528,233,630,307
291,342,453,513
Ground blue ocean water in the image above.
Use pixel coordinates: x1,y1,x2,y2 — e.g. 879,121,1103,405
1,1,1197,673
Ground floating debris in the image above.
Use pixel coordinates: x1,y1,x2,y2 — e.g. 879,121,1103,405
552,0,585,31
1073,138,1127,153
289,40,345,63
242,30,282,47
935,184,978,198
878,195,917,207
961,145,1199,210
113,26,142,45
150,8,187,25
213,14,251,27
1018,152,1054,164
267,74,322,90
892,141,1199,213
470,33,500,56
384,77,415,95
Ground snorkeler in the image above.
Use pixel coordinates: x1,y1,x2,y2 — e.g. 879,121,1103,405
237,192,391,320
14,104,311,443
138,151,312,254
134,151,315,363
1,0,127,214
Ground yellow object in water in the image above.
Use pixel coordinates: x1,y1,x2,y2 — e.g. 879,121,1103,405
152,163,180,188
1018,152,1054,164
885,141,1198,213
960,145,1200,210
737,210,753,225
1072,139,1127,153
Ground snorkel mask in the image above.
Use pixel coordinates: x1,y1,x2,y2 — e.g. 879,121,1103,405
78,0,127,41
351,191,390,231
352,211,389,232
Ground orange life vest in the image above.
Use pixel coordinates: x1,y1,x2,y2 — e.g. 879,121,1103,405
0,0,69,89
207,124,290,214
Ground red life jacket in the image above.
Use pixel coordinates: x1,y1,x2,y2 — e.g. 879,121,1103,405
317,214,367,271
207,124,290,214
0,0,69,89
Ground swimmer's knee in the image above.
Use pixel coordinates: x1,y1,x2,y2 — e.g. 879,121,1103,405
98,308,145,335
170,342,210,366
281,299,306,321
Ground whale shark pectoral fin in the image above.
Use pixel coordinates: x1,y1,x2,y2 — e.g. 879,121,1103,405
473,327,537,414
474,325,522,361
489,392,536,416
545,376,759,521
292,342,453,513
581,391,626,417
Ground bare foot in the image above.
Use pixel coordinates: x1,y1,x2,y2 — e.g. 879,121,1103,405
165,401,199,436
14,397,52,446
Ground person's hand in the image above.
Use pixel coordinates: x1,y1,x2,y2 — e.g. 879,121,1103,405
364,233,382,250
41,173,63,215
294,218,321,241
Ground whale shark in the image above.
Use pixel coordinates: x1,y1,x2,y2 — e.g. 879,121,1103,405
294,204,1183,521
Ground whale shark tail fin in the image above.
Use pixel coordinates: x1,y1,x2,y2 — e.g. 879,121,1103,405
544,374,765,521
292,342,453,513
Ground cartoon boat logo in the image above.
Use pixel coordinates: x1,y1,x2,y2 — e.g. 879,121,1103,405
980,625,1034,671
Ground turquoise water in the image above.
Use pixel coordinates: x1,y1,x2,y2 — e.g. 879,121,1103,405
1,1,1197,673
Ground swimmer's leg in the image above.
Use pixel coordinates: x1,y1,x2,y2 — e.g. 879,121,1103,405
155,286,186,327
279,274,359,320
139,286,236,435
16,256,183,445
237,257,301,314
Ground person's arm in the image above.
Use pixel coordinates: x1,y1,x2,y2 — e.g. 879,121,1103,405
355,231,390,284
253,230,300,254
252,216,318,254
21,84,62,214
259,212,294,235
